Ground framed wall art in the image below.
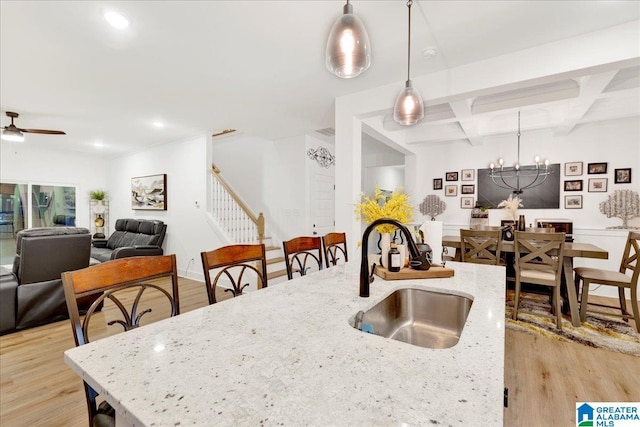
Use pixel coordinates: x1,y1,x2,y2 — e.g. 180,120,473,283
614,168,632,184
461,169,475,181
433,178,443,190
461,184,475,194
564,162,583,176
564,195,582,209
587,162,607,174
461,197,474,209
588,178,608,192
131,174,167,210
564,180,583,192
445,172,459,181
445,185,457,197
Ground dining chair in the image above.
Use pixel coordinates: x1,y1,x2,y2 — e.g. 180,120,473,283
200,244,268,304
322,232,348,268
574,231,639,332
460,228,504,265
62,255,180,427
513,231,566,330
283,236,323,280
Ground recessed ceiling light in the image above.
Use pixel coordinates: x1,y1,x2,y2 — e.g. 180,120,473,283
103,11,129,30
152,121,164,128
94,141,104,148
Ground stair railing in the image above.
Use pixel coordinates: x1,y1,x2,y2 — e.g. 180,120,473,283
210,163,265,243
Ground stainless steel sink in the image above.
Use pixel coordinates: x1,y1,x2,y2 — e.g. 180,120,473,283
354,288,473,349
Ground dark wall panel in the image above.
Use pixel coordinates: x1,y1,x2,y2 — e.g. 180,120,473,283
477,163,560,209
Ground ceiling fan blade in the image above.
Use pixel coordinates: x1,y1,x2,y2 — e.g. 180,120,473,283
19,128,66,135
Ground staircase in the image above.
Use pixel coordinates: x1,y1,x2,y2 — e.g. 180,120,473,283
210,164,288,283
263,240,288,284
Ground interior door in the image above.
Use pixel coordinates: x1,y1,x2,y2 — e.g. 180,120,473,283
310,173,335,236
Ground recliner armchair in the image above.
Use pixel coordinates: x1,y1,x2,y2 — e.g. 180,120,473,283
90,218,167,263
0,227,95,334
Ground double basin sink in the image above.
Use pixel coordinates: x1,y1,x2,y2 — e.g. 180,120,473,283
353,288,473,349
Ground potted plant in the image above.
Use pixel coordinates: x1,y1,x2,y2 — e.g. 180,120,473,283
89,189,107,201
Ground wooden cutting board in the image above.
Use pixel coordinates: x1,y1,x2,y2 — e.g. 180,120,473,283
374,265,455,280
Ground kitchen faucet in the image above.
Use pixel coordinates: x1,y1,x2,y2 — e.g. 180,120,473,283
359,218,422,297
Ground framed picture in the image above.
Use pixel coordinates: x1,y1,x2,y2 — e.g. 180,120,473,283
614,168,632,184
564,195,583,209
445,172,459,181
588,178,608,192
461,169,475,181
460,197,474,209
433,178,443,190
564,180,583,192
460,197,475,209
131,173,167,210
461,184,475,194
564,162,583,176
445,185,457,197
587,162,607,174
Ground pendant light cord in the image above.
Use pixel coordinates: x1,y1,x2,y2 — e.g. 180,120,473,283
406,0,412,82
517,111,521,164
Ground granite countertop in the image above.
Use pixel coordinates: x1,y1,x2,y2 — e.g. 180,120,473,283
64,261,505,426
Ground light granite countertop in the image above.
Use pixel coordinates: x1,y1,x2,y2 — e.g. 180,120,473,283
64,261,505,426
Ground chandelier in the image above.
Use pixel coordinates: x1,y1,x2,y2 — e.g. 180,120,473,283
488,111,551,195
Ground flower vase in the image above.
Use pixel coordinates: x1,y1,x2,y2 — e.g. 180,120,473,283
379,233,392,268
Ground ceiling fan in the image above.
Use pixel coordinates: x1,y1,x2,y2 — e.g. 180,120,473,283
1,111,66,142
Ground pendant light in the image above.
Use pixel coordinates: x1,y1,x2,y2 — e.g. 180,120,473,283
393,0,424,126
325,0,371,79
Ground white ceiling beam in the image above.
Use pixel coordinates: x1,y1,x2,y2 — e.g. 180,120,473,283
553,70,619,136
448,99,483,145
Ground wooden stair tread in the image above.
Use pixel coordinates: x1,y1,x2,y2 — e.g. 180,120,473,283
267,269,288,280
266,257,285,265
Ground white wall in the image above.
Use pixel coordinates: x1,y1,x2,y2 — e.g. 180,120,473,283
106,135,222,280
210,133,309,242
363,165,405,197
413,117,640,229
0,140,108,230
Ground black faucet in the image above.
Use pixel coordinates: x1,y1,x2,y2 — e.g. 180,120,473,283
360,218,421,297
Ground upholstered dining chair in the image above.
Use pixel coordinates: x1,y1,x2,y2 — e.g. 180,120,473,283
200,244,268,304
513,231,566,330
62,255,180,427
574,231,639,332
460,228,504,265
322,232,348,268
283,236,323,280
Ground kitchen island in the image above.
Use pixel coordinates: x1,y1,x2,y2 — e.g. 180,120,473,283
64,261,505,426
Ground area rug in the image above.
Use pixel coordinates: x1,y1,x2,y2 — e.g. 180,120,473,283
505,295,640,357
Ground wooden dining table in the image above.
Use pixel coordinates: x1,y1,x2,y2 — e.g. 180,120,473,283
442,235,609,327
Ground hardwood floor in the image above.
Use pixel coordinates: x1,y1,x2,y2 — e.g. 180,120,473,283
1,278,638,426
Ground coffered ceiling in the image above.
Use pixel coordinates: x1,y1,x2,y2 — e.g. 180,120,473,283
1,1,638,156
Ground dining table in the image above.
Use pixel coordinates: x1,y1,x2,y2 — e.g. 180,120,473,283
442,234,609,327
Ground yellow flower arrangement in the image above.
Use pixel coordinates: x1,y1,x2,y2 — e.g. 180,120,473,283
354,185,414,234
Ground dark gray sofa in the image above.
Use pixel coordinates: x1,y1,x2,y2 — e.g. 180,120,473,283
1,227,98,334
91,218,166,263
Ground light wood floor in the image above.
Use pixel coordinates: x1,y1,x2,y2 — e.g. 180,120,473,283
1,278,638,427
